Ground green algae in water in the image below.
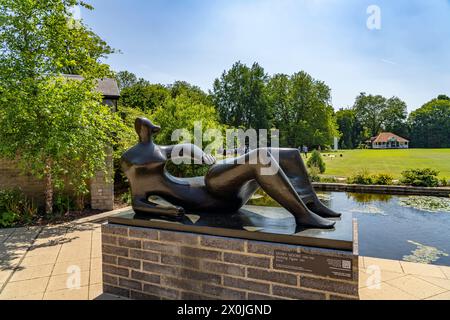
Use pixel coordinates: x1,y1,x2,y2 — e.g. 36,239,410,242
399,196,450,213
403,241,449,264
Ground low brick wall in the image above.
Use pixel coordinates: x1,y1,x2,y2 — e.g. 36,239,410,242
313,182,450,197
102,224,359,300
0,157,114,210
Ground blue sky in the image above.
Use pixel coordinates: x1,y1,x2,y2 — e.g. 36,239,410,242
82,0,450,111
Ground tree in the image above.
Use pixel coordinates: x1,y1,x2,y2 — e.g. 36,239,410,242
0,0,119,214
115,70,138,90
353,93,408,138
383,97,409,137
169,81,212,106
408,98,450,148
119,80,169,111
212,62,270,130
267,72,338,148
335,109,363,149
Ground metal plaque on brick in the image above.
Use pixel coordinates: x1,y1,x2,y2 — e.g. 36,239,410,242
273,250,353,280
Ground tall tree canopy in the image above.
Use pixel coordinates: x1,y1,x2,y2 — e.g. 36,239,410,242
353,93,408,139
212,62,270,130
0,0,119,213
335,108,364,149
267,72,338,148
119,80,169,111
408,97,450,148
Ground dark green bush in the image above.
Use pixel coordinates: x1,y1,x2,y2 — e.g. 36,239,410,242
307,150,326,174
400,168,440,187
0,189,37,228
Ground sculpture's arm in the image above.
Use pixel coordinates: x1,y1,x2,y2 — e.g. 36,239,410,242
160,144,216,165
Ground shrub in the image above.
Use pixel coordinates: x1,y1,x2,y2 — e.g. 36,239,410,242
321,176,338,183
373,173,394,185
307,150,326,174
400,168,440,187
439,178,448,187
53,193,76,215
308,166,321,182
347,170,374,185
0,189,37,228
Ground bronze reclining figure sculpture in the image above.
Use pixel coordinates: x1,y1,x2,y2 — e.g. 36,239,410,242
121,117,341,229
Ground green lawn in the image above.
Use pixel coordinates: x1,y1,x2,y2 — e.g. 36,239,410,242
306,149,450,179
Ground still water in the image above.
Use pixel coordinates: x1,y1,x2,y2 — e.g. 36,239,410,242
319,192,450,266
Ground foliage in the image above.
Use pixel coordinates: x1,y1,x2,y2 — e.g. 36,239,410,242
308,166,321,182
0,0,119,214
212,61,270,131
53,193,76,215
0,189,37,228
307,150,326,174
400,168,440,187
335,108,363,149
353,93,408,139
372,173,394,185
408,98,450,148
347,170,374,185
115,71,138,90
267,72,339,148
0,77,123,199
119,80,170,111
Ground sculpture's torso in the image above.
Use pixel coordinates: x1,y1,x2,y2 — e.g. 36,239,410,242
121,142,256,213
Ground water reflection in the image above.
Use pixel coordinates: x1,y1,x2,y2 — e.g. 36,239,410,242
347,192,393,204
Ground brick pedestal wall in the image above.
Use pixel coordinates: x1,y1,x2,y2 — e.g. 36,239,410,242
102,224,359,300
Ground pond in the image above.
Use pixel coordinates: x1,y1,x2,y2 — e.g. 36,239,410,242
319,192,450,266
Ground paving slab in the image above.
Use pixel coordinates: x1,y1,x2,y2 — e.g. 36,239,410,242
359,282,417,300
363,257,404,273
386,275,447,299
400,261,447,279
0,277,49,299
46,271,89,292
9,264,54,282
43,286,89,300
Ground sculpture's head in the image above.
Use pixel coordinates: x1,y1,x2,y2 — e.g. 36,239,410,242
135,117,161,143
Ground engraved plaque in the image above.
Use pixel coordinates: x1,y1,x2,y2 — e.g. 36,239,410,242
273,250,354,280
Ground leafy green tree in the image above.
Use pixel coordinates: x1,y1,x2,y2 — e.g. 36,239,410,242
267,72,338,148
353,93,408,138
383,97,409,137
0,0,119,214
335,108,363,149
169,81,212,106
115,70,138,90
119,80,169,111
408,98,450,148
212,62,270,130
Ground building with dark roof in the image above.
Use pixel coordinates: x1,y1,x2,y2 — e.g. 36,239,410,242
63,74,120,110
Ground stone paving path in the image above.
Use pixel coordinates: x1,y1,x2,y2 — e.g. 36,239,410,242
0,209,449,300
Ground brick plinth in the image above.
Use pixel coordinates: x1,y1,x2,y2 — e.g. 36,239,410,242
102,224,359,300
